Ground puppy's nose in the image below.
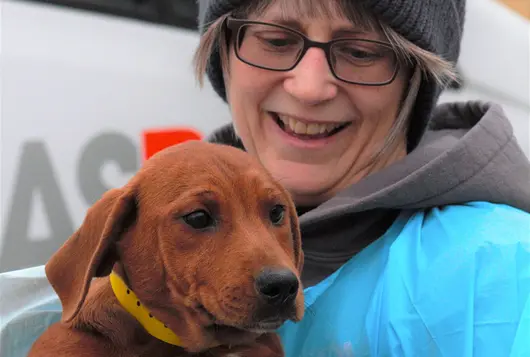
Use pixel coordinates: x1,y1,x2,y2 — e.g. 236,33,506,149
255,268,299,306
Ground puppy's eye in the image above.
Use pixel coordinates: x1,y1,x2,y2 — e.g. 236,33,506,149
269,205,286,225
182,210,214,229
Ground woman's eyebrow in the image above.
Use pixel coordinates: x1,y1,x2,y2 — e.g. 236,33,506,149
333,28,369,37
264,16,304,31
260,15,369,37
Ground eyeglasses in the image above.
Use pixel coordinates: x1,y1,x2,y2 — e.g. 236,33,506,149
225,17,399,86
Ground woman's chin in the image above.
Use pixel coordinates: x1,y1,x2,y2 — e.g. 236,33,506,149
265,160,341,206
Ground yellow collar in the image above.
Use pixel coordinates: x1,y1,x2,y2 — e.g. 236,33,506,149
109,271,183,347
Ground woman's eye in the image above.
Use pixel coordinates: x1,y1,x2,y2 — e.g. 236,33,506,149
182,210,214,229
269,205,286,225
349,49,371,58
255,31,300,50
264,37,297,47
335,43,383,64
345,48,378,60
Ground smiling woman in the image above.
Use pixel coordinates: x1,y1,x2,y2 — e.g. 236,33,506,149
0,0,529,356
194,0,457,206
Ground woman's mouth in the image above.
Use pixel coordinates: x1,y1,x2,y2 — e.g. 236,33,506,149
270,112,351,140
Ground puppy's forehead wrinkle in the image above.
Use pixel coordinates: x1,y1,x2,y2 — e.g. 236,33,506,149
136,142,286,214
238,171,283,198
143,140,258,172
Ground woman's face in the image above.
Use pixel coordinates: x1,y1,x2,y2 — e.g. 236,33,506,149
225,1,409,206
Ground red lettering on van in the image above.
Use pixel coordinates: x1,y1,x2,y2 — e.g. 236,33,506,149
142,128,203,160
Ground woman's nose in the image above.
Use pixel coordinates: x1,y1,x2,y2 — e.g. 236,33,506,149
283,48,338,105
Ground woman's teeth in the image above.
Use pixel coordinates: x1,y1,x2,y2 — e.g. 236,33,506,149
276,114,348,137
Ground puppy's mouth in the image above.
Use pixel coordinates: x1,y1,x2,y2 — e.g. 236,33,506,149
209,319,286,335
238,319,286,334
197,304,288,334
271,112,352,140
210,319,286,336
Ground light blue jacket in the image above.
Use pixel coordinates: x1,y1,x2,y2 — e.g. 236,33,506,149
278,201,530,357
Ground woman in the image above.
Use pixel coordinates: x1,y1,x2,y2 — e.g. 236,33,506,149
195,0,530,355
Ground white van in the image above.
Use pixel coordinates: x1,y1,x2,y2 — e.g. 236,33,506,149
0,0,528,273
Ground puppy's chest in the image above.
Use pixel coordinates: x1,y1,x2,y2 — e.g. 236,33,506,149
120,343,182,357
120,339,241,357
123,345,244,357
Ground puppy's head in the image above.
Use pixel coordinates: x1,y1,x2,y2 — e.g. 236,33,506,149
46,141,304,352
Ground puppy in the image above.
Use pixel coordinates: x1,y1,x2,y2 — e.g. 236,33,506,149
28,141,304,357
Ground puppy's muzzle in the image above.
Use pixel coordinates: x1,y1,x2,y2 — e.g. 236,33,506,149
255,268,299,310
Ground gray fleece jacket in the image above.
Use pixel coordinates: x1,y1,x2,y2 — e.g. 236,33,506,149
207,100,530,287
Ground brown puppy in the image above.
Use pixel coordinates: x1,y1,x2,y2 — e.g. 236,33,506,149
27,141,304,357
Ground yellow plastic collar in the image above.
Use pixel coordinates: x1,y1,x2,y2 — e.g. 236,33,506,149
109,271,183,346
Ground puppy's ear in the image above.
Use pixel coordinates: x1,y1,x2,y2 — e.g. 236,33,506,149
285,195,303,274
45,185,137,323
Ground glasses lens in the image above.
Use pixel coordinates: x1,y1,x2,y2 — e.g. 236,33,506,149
330,39,397,84
236,23,304,70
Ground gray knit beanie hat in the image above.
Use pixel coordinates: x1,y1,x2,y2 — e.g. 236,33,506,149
198,0,466,151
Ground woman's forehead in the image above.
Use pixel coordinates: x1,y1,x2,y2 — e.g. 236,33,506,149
246,0,379,32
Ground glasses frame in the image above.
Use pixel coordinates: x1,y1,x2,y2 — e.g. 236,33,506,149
225,16,400,86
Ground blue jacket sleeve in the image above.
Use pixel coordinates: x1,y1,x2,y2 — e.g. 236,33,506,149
387,202,530,357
